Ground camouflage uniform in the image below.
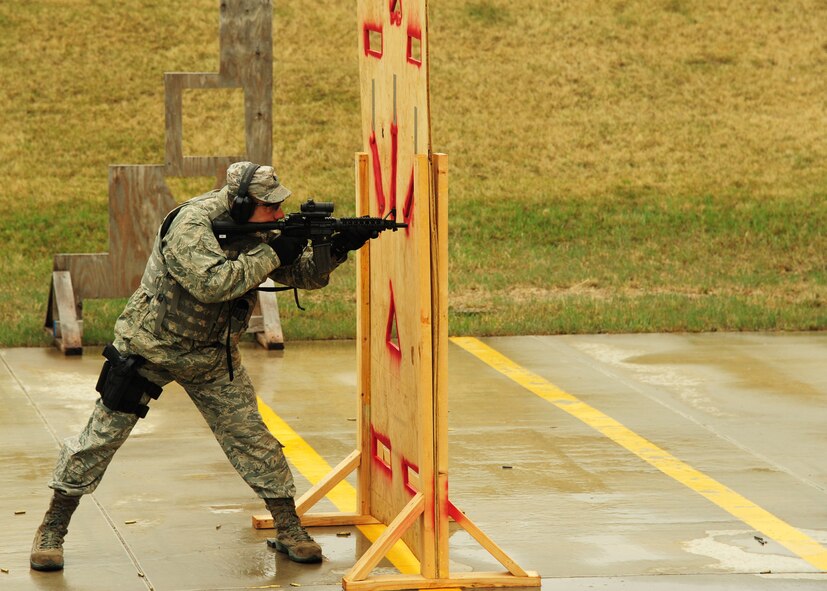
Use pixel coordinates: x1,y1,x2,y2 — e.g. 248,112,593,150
50,164,338,502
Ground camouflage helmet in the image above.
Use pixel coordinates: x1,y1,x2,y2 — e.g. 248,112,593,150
226,161,292,204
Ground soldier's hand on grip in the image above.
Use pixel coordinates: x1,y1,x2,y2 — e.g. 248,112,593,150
268,235,307,266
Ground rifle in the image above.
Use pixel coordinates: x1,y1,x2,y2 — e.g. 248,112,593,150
212,199,407,272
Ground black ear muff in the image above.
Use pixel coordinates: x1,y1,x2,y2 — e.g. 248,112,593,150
229,164,261,223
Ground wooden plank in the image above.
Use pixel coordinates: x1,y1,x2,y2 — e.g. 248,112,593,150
164,72,228,89
295,450,361,515
414,153,436,579
219,0,273,166
357,0,432,202
54,165,176,303
430,152,449,577
108,165,177,292
180,156,245,179
252,512,381,529
343,571,541,591
251,514,273,529
52,253,110,301
218,0,272,83
447,503,528,577
246,315,264,333
50,271,82,355
254,280,284,350
357,0,434,559
164,73,184,174
346,493,424,582
355,151,372,518
164,73,238,175
166,0,274,174
302,513,381,527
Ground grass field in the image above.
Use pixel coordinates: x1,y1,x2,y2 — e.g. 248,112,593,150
0,0,825,346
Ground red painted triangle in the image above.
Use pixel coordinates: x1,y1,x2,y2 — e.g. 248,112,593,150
386,282,401,357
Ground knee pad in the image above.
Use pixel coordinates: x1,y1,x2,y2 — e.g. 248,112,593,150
95,344,163,419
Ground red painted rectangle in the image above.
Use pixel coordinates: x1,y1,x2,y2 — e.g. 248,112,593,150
371,425,393,477
363,22,383,58
406,25,422,66
401,457,420,496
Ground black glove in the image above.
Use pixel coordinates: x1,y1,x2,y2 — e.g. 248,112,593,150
331,224,378,259
268,235,307,266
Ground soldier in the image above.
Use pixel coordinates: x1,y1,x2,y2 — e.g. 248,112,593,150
30,162,374,570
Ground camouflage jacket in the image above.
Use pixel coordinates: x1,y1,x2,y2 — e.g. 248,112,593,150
114,188,337,348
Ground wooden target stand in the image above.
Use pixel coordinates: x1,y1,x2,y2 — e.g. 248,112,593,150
252,2,539,589
254,151,538,590
44,0,284,354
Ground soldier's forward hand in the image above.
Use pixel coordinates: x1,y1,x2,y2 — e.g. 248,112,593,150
331,224,377,259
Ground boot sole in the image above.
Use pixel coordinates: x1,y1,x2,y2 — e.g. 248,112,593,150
274,540,322,564
30,560,64,572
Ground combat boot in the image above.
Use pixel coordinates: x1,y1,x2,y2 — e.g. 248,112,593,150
30,491,81,571
264,497,322,563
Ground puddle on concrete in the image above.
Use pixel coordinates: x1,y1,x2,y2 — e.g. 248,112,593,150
683,529,820,573
1,452,55,481
572,336,825,411
572,342,726,417
571,532,674,566
627,346,824,402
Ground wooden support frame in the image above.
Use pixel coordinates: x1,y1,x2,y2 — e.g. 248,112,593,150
45,0,283,353
252,2,539,587
44,271,83,355
348,493,425,582
253,152,539,590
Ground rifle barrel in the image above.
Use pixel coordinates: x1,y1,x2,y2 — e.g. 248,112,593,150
212,217,407,237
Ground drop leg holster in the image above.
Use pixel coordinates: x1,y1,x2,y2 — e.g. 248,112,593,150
95,344,162,419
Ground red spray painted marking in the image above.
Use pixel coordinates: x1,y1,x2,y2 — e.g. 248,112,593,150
389,122,399,216
400,457,419,496
406,24,422,67
402,167,414,231
369,123,398,220
446,499,464,524
370,425,393,478
363,22,383,58
402,457,435,529
369,131,386,215
389,0,403,26
423,479,436,530
437,480,456,531
385,281,402,360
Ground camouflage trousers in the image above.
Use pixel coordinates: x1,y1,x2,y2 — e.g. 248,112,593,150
49,339,296,500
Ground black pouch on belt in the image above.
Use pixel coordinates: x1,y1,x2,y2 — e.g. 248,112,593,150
95,344,163,418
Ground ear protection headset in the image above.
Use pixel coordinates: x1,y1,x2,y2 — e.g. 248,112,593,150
229,163,261,223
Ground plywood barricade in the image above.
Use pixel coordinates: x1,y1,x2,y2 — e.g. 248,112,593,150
45,0,284,354
252,2,540,589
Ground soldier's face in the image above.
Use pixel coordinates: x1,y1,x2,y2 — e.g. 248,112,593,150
248,200,285,223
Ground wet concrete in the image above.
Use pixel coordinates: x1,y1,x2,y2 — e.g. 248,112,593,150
1,332,826,590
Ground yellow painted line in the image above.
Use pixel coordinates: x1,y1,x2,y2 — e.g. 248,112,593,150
256,398,420,574
451,336,827,572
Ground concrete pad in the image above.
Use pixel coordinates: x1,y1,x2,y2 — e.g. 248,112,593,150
1,332,826,590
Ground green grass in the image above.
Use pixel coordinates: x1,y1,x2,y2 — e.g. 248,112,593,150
1,0,825,346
